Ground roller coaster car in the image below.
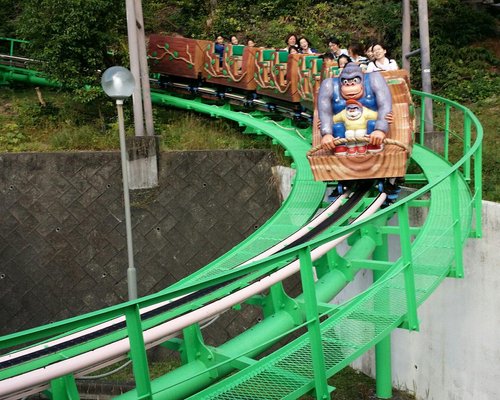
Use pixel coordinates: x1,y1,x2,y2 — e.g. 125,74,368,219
307,69,415,182
321,58,341,80
148,35,211,80
297,55,324,111
255,51,307,104
203,43,258,91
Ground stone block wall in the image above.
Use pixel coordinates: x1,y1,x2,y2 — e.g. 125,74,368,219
0,150,281,335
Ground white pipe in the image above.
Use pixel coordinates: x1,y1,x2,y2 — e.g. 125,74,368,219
0,295,178,364
239,193,349,265
0,194,385,397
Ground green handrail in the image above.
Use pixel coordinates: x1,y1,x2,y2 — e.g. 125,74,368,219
413,89,483,238
0,37,28,57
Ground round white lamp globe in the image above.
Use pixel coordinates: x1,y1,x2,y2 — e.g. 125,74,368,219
101,66,135,100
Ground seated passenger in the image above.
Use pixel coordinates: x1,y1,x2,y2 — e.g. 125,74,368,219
365,43,376,62
320,52,338,75
288,45,300,54
366,42,399,72
348,42,369,66
228,35,243,71
214,35,226,67
298,36,318,54
282,33,298,52
246,38,256,47
333,98,378,156
327,37,348,60
337,54,352,69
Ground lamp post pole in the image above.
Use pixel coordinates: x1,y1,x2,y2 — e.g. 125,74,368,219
116,98,138,300
101,66,138,301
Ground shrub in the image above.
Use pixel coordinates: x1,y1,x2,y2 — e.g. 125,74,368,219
51,125,119,150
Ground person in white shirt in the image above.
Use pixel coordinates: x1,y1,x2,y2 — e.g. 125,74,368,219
366,43,399,72
348,42,369,65
327,37,348,60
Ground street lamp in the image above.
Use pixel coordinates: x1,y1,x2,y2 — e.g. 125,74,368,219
101,66,138,300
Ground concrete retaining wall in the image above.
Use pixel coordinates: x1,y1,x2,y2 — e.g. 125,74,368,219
345,201,499,400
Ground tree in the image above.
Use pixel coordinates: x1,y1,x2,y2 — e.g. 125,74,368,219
0,0,21,38
17,0,127,94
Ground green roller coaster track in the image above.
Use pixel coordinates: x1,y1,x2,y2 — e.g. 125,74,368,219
0,37,483,400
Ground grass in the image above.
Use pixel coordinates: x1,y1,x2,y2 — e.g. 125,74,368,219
0,85,273,153
78,358,415,400
0,86,119,151
326,367,416,400
154,106,273,151
78,358,180,383
466,96,500,201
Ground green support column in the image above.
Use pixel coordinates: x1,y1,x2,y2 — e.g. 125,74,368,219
373,233,393,399
449,171,464,278
398,204,419,332
299,248,330,399
49,374,79,400
125,304,153,400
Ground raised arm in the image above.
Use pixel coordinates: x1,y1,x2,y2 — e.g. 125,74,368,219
317,78,335,136
369,71,392,134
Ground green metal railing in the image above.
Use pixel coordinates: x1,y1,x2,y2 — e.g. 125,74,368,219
0,47,483,400
414,90,482,238
0,37,28,57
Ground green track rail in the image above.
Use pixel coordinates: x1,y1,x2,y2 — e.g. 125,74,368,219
150,91,327,285
0,45,483,400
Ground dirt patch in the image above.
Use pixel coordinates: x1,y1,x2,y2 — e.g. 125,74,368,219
474,37,500,59
0,102,15,116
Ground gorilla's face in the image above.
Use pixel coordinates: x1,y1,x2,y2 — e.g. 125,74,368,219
340,76,363,99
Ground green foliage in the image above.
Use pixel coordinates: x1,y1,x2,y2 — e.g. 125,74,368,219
430,46,500,102
416,0,500,102
142,0,183,35
16,0,127,90
0,122,28,151
155,107,272,151
0,0,19,37
50,125,118,150
301,366,416,400
429,0,497,46
14,101,59,127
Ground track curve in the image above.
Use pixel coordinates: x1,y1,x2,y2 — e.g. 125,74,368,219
0,62,483,400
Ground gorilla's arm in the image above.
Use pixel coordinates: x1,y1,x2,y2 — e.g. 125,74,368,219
317,78,335,136
370,72,392,133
